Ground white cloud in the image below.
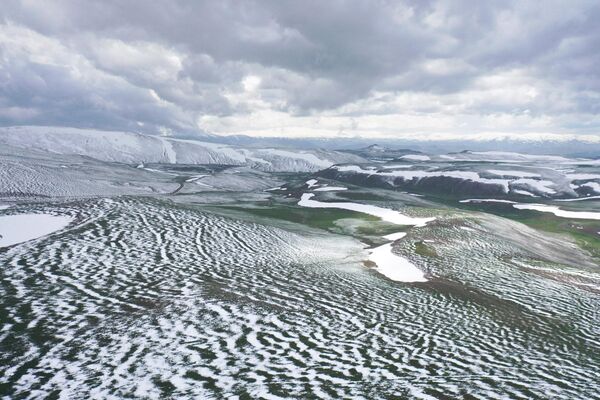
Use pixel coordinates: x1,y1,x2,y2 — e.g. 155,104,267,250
1,1,600,140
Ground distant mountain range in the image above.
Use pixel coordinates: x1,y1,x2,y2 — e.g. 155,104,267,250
184,133,600,158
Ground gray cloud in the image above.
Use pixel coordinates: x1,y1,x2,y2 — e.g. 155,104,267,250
1,0,600,138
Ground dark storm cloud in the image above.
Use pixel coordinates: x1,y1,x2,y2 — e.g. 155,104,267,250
1,0,600,137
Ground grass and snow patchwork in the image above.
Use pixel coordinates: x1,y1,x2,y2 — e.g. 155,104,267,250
298,194,433,282
461,198,600,221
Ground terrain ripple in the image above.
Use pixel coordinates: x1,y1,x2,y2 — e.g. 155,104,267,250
0,198,598,399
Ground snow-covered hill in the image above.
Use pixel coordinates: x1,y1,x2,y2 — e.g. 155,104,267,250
317,151,600,200
0,126,365,172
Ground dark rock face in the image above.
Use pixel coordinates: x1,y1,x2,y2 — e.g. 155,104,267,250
394,176,506,197
317,167,506,198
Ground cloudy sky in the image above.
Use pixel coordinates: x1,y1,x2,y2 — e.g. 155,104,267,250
1,1,600,141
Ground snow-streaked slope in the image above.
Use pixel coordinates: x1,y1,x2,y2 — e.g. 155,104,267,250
0,144,178,197
0,126,365,172
440,151,571,163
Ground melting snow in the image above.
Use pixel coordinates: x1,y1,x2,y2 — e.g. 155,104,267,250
298,193,434,226
334,165,373,173
383,232,407,241
513,189,536,197
566,173,600,181
513,204,600,220
400,155,430,161
0,214,73,248
382,164,413,169
313,186,348,192
298,194,432,282
369,242,427,283
556,195,600,202
487,170,541,178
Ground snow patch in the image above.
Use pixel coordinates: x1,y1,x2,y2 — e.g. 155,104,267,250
556,195,600,202
0,214,73,248
382,164,413,169
513,189,536,197
298,193,433,226
566,173,600,181
369,243,427,283
334,165,373,173
513,204,600,220
305,179,319,188
383,232,407,241
400,155,430,161
313,186,348,192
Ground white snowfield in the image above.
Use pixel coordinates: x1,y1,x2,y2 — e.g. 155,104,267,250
513,204,600,220
0,214,72,248
298,193,434,226
0,126,365,172
400,154,430,161
513,189,536,197
383,231,408,241
313,186,348,192
557,195,600,202
369,242,427,283
305,179,319,188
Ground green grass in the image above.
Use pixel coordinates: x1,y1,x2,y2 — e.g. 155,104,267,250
414,241,438,258
455,201,600,258
218,205,379,231
335,191,390,201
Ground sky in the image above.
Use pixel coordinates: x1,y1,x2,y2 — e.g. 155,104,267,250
1,0,600,141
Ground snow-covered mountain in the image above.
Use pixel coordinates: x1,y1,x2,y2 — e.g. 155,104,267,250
0,126,365,172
